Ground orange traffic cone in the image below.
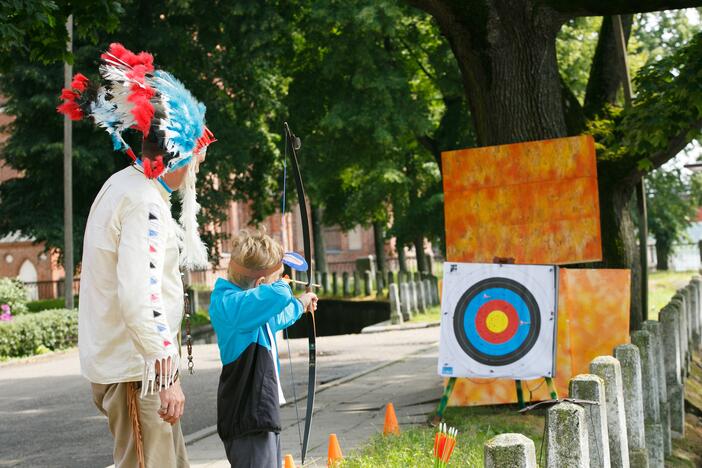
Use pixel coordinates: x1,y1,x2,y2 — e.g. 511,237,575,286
283,454,295,468
383,402,400,435
327,433,343,466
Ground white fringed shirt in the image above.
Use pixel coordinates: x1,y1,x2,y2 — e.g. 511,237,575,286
78,166,182,395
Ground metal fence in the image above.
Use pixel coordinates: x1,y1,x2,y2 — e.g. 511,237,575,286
22,279,81,301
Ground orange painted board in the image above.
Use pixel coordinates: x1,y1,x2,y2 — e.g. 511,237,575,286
442,135,602,265
447,268,630,407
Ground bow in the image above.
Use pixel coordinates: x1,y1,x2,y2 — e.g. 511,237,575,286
283,122,317,465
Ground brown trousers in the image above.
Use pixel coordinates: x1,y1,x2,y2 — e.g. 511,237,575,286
92,382,190,468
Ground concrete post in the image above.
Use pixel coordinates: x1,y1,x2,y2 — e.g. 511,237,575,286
659,305,685,438
353,271,360,296
613,344,649,467
409,281,419,314
375,271,384,298
387,270,395,288
321,272,329,295
484,433,537,468
691,277,701,349
388,283,403,325
642,320,671,457
433,275,440,304
427,278,437,306
590,356,630,468
315,271,323,290
631,330,664,468
417,280,427,313
671,295,689,374
331,272,338,296
400,283,411,321
546,402,590,468
342,272,350,297
569,374,611,468
364,270,372,296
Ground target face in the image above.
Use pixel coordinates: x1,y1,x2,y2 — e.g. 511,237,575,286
438,262,557,380
453,277,540,366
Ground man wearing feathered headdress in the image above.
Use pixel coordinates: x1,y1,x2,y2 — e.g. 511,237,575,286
58,43,216,468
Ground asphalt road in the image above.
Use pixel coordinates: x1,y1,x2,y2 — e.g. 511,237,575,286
0,327,439,467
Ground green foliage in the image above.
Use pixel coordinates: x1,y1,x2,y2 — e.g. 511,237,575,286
647,168,701,267
591,31,702,174
26,297,74,313
557,16,602,102
0,0,122,69
338,405,544,468
0,277,29,315
0,308,77,358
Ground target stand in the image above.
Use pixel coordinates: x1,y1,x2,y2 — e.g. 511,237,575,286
434,262,558,419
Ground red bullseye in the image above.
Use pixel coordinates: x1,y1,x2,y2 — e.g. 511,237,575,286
475,299,519,344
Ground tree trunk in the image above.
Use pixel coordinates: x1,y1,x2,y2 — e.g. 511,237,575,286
406,0,649,327
414,235,427,273
655,239,671,271
311,205,328,273
597,174,643,329
373,221,387,273
397,238,408,272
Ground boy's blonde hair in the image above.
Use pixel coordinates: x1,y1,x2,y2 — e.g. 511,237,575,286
228,228,284,289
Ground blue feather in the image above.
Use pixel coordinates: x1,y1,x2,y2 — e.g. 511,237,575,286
153,71,206,158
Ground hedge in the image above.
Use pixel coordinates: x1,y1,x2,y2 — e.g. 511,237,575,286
26,297,78,313
0,309,78,358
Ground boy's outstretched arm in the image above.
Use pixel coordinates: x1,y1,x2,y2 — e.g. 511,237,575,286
274,291,317,331
221,281,299,332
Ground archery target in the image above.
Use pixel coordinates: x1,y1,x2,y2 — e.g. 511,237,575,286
438,263,558,379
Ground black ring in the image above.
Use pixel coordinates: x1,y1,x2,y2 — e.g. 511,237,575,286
452,277,541,366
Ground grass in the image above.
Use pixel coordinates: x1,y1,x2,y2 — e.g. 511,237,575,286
412,305,441,323
338,405,546,468
648,270,696,320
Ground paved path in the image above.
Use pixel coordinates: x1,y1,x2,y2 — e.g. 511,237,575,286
0,325,440,467
188,341,441,467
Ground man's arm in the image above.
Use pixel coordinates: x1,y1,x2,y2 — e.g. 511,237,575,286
117,198,180,397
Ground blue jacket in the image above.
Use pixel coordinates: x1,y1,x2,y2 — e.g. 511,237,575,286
209,278,303,439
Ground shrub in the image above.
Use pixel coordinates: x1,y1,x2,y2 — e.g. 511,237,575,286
0,308,78,358
0,278,29,315
26,297,77,313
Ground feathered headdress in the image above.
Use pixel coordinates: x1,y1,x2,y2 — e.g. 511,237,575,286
57,43,216,269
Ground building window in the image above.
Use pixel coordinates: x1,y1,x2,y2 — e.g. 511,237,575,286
347,226,363,251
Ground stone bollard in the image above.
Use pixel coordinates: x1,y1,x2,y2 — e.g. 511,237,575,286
642,320,671,457
691,277,702,349
331,272,338,296
569,374,611,468
315,271,322,289
342,272,350,297
364,270,372,296
671,294,689,374
353,271,360,296
546,402,590,467
590,356,630,468
387,270,396,288
659,305,685,438
484,433,536,468
424,279,434,306
417,280,427,313
613,344,649,467
409,281,419,314
375,271,385,297
321,272,329,295
432,275,440,304
399,283,411,321
631,330,664,468
388,283,403,325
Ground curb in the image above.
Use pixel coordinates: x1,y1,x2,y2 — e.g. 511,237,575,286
361,321,440,334
184,342,439,446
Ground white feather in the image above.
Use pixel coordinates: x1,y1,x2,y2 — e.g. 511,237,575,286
178,163,208,270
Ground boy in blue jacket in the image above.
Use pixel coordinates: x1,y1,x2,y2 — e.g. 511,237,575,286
209,229,317,468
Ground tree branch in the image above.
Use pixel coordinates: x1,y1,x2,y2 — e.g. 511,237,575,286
583,15,633,118
628,117,702,185
540,0,702,16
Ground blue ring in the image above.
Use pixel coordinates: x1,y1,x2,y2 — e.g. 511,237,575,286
463,288,531,356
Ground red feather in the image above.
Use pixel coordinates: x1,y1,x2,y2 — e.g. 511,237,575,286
70,73,89,92
60,88,78,100
56,101,83,120
128,83,155,135
102,43,154,72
